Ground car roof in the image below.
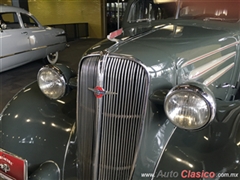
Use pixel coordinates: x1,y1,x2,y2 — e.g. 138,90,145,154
0,5,29,14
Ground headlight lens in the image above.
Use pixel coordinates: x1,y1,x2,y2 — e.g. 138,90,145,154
164,82,216,130
37,65,66,99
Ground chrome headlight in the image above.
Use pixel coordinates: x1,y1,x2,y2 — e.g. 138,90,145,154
37,65,66,99
164,82,216,130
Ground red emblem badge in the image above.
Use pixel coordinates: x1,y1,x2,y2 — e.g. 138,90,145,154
88,86,117,98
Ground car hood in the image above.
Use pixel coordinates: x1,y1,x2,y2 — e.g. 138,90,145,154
87,21,237,65
119,22,236,64
85,21,238,87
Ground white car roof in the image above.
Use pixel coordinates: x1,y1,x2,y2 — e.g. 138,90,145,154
0,5,29,14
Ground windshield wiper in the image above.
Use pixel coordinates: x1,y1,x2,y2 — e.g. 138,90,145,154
136,18,151,23
203,17,225,21
204,17,238,22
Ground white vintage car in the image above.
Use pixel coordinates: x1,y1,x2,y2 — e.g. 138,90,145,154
0,5,67,72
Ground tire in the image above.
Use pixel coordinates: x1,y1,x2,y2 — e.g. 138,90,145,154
43,52,59,64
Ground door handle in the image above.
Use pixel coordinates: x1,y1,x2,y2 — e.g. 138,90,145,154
216,82,236,89
21,32,28,35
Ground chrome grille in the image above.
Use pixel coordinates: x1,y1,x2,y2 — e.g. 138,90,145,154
77,54,149,180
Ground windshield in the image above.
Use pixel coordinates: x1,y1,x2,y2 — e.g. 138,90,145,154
127,0,240,23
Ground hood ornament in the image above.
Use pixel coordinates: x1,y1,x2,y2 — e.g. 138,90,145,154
88,86,117,98
107,28,123,43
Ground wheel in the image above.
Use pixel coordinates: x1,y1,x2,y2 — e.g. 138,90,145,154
44,52,59,64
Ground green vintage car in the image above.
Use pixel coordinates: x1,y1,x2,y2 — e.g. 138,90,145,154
1,0,240,179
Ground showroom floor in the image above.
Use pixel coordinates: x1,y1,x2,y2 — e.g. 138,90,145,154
0,38,102,112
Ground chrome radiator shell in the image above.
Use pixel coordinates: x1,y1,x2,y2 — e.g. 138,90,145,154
77,54,149,180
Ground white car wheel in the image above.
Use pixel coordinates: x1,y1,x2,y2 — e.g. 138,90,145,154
46,52,59,64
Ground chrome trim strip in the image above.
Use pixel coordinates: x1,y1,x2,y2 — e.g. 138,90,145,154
151,121,177,180
0,35,11,39
56,33,66,37
0,42,65,59
41,160,61,180
189,52,236,80
62,123,76,179
92,53,106,180
0,50,30,59
32,45,47,51
24,160,28,180
203,63,234,86
181,41,240,68
32,30,46,33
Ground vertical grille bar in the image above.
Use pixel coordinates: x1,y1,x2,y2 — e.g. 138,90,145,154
77,55,149,180
77,56,100,180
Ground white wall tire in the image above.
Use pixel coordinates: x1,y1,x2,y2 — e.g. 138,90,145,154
46,52,59,64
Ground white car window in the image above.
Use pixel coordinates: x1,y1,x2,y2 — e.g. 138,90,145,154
0,12,21,29
179,1,240,22
20,13,39,28
127,0,176,23
127,0,240,23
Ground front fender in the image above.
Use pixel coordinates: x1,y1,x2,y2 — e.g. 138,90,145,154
132,100,240,180
0,82,77,178
153,100,240,180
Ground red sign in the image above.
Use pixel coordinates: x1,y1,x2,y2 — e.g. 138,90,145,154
0,149,27,180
